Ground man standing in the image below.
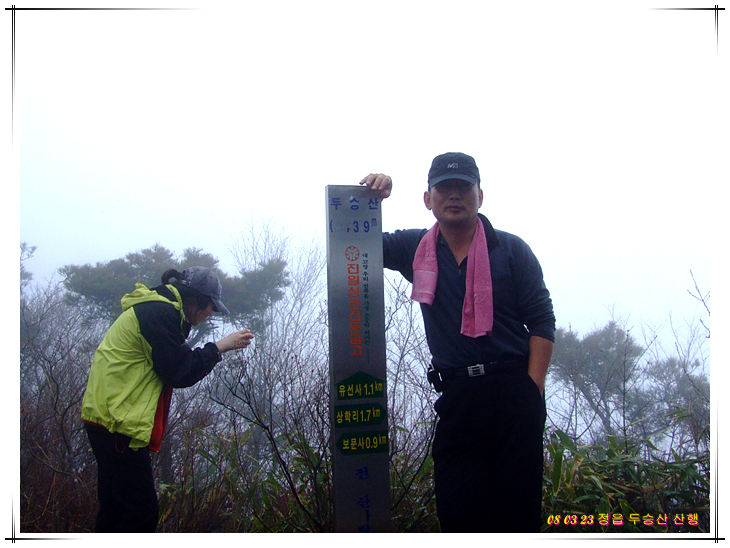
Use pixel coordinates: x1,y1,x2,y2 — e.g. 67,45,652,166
360,152,555,533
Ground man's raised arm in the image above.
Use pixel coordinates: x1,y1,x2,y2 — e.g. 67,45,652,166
359,173,392,199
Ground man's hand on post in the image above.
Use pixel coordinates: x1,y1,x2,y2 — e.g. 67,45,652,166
359,173,392,199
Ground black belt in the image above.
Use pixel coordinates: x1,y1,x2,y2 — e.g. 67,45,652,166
428,358,528,392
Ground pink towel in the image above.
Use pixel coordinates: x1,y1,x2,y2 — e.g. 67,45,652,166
411,218,493,338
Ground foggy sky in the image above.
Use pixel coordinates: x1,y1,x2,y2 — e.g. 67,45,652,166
13,3,719,337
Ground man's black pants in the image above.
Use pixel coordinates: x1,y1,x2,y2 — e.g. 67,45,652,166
432,365,546,533
84,423,159,533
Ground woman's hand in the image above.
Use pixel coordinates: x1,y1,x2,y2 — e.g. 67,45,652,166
216,329,254,354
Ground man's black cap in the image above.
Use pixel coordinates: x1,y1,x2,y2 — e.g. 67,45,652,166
427,152,480,189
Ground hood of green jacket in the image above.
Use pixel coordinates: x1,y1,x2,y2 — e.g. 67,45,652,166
121,283,186,321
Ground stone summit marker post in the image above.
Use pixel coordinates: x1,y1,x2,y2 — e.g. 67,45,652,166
326,185,392,533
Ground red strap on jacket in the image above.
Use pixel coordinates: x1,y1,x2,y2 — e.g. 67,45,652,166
148,385,172,452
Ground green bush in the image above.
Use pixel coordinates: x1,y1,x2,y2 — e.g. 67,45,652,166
542,429,709,533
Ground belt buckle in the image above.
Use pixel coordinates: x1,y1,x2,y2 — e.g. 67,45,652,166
467,364,485,377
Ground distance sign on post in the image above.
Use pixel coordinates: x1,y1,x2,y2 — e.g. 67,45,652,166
326,185,392,533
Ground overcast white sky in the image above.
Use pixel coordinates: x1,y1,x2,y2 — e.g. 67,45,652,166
3,0,727,539
11,0,722,338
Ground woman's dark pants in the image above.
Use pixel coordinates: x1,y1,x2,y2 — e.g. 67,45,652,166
84,423,159,533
